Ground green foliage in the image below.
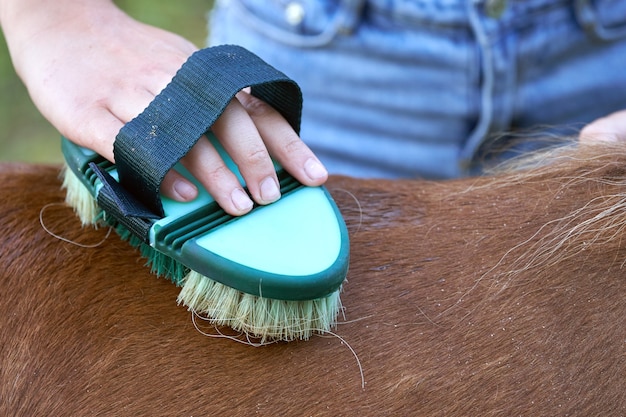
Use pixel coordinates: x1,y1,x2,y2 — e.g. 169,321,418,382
0,0,212,163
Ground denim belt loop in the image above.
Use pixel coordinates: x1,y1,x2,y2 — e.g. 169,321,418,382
459,0,496,173
574,0,626,41
232,0,365,48
337,0,367,35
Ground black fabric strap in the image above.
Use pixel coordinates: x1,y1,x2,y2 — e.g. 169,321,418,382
92,45,302,241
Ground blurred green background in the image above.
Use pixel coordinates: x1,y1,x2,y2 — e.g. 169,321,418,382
0,0,212,163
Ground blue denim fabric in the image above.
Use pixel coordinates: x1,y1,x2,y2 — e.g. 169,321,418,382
209,0,626,179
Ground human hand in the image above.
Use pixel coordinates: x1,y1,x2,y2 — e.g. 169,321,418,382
1,1,327,216
580,110,626,143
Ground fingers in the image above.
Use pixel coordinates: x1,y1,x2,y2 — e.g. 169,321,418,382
580,110,626,143
171,91,327,217
236,91,328,186
160,170,198,202
178,136,254,215
210,97,282,206
129,89,326,218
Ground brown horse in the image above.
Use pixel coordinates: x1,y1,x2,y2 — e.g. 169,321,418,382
2,142,625,416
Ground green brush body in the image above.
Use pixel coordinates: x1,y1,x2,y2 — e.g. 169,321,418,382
60,45,350,342
61,137,349,342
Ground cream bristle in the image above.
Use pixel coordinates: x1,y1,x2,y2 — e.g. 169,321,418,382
62,164,342,342
61,166,102,226
177,271,342,343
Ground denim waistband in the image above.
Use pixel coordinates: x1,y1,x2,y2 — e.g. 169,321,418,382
367,0,573,28
227,0,625,46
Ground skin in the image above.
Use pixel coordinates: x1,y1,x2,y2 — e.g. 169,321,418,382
0,0,328,216
580,110,626,144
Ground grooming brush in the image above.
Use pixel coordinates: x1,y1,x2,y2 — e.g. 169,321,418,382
61,45,350,342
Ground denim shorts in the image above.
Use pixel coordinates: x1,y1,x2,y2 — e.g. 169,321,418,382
209,0,626,179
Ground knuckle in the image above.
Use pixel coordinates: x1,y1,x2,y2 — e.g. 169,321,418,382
205,163,233,183
282,137,305,154
244,147,271,167
238,94,273,118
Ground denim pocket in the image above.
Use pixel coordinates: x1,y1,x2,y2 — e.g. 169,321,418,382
229,0,364,47
575,0,626,41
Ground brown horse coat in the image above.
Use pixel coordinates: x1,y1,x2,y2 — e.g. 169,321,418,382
2,143,625,416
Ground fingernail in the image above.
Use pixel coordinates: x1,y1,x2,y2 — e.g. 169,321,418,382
304,158,328,181
260,176,281,203
173,179,198,201
232,188,253,212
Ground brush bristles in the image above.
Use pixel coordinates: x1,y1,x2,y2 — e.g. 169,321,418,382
61,166,102,226
62,165,342,342
178,271,342,342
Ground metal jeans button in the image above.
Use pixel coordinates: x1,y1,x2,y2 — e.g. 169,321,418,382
285,2,305,26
